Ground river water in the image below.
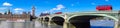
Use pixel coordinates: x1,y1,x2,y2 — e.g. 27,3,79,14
35,21,63,28
0,20,115,28
35,20,115,28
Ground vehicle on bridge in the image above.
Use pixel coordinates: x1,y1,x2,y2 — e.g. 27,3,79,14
55,12,62,14
96,5,112,11
40,13,50,16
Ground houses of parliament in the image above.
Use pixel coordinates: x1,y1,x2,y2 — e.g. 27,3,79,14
0,6,36,21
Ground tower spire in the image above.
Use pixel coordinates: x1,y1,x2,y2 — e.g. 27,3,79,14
32,5,35,16
8,9,11,15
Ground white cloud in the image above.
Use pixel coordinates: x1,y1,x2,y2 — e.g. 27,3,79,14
3,2,12,6
14,8,23,11
14,8,23,14
51,4,65,10
56,4,65,10
43,4,65,13
52,8,57,10
51,4,65,11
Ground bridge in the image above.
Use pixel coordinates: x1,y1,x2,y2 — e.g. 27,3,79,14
37,11,120,28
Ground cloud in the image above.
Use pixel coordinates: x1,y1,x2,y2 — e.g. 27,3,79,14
14,8,23,14
51,4,65,11
56,4,65,10
51,8,57,10
3,2,12,6
14,8,23,11
43,4,65,13
52,4,65,10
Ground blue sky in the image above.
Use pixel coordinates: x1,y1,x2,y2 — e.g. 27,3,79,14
0,0,120,16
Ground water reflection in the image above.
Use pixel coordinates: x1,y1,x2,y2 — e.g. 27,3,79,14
0,19,115,28
35,19,115,28
35,21,63,28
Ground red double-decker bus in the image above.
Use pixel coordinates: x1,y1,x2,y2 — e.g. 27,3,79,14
96,5,112,11
55,12,62,14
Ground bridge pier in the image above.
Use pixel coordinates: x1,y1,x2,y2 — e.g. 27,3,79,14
39,18,43,23
63,21,68,28
63,17,68,28
114,21,119,28
63,21,76,28
48,17,61,28
47,17,53,26
41,17,48,28
68,23,76,28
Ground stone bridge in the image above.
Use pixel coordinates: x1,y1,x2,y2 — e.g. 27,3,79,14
37,11,120,28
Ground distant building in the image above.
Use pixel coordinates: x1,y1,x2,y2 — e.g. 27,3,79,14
40,13,50,16
32,6,35,16
0,6,37,21
0,11,30,21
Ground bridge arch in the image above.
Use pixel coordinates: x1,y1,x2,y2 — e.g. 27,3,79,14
51,16,65,26
37,17,44,21
44,17,50,22
68,14,118,28
68,14,118,21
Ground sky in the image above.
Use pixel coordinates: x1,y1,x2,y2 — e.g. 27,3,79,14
0,0,120,16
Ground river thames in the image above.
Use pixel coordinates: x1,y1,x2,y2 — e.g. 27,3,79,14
35,20,114,28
